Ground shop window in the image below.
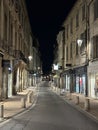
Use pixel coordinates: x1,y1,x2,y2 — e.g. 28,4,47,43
95,75,98,97
76,76,79,93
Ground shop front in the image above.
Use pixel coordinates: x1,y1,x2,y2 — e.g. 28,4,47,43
73,65,87,96
62,69,73,92
88,61,98,98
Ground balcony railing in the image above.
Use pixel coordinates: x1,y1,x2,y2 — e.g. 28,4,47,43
8,46,15,56
14,50,28,64
0,39,9,52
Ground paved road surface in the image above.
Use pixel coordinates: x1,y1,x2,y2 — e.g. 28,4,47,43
0,81,98,130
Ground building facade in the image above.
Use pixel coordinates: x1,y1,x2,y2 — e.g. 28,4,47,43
56,0,98,99
61,0,88,96
0,0,41,100
87,0,98,98
56,30,65,89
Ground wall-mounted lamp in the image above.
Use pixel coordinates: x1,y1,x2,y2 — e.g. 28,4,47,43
53,64,58,70
77,39,83,47
28,56,32,61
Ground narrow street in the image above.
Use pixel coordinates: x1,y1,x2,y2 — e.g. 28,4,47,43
0,81,98,130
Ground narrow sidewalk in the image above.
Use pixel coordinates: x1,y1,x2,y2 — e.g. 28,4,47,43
51,86,98,122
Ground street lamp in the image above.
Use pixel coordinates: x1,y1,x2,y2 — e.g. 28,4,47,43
77,39,83,47
28,55,33,86
77,39,83,64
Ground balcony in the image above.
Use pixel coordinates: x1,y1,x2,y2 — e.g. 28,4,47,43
14,50,28,64
0,39,14,57
8,46,15,56
0,39,9,52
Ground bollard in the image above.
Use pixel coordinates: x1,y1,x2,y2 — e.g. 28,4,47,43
21,97,26,108
30,92,34,103
27,93,31,103
84,98,90,111
75,96,79,105
29,93,32,103
0,103,4,120
69,93,72,100
27,92,33,103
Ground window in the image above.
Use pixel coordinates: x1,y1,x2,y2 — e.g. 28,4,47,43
70,18,73,34
10,0,14,5
66,46,68,61
0,1,1,35
4,14,7,41
66,24,69,39
92,35,98,58
10,23,13,47
19,35,22,51
94,0,98,20
76,13,79,27
15,31,17,49
76,41,78,55
82,4,85,21
63,29,65,43
15,0,19,13
70,43,72,59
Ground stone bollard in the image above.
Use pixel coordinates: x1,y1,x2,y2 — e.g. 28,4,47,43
69,93,72,100
27,92,33,103
30,92,34,103
27,92,31,103
75,96,79,105
21,97,26,108
84,98,90,111
29,93,32,103
0,103,4,120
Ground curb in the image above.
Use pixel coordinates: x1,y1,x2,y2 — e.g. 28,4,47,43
52,89,98,124
0,91,38,125
63,97,98,123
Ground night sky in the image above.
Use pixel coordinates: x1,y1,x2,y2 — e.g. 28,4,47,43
25,0,76,75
